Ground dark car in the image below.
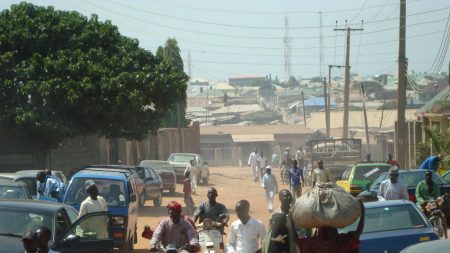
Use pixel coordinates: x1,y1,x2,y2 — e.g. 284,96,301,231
135,166,163,206
0,173,38,199
0,199,113,253
16,170,68,185
140,160,176,194
360,170,450,223
339,200,438,253
400,239,450,253
0,180,32,200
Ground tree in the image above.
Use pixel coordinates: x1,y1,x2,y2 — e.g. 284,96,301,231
0,3,188,166
159,38,188,128
416,126,450,172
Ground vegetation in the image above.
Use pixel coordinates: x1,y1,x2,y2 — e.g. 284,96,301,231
0,3,187,165
416,126,450,170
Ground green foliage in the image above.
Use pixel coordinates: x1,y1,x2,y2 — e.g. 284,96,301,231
419,126,450,170
0,3,187,151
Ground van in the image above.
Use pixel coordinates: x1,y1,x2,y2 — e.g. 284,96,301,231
63,166,139,253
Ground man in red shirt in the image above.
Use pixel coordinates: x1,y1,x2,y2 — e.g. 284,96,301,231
387,154,400,168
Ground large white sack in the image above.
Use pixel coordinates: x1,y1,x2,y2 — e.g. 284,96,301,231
291,182,361,228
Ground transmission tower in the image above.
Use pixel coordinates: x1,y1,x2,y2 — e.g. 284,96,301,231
319,12,324,78
187,50,192,80
283,16,292,81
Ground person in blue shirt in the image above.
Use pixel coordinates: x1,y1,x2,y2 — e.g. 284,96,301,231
419,154,442,171
289,160,304,199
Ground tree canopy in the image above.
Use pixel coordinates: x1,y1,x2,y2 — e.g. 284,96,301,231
0,3,188,154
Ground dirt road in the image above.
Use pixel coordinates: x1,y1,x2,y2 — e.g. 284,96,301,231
134,166,299,252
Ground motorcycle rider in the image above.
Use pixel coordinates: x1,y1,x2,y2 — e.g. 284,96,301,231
193,187,229,234
149,201,199,252
415,170,448,237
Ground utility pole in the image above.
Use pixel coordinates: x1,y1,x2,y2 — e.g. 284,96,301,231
187,50,192,80
334,25,363,139
328,65,345,138
379,92,387,128
301,90,307,126
397,0,407,167
361,82,371,155
323,77,329,138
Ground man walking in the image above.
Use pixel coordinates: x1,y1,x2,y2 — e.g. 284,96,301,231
289,160,304,199
312,160,332,187
280,148,293,185
248,149,260,182
184,159,198,194
379,167,408,200
258,152,268,183
295,146,305,165
227,200,266,253
262,167,278,212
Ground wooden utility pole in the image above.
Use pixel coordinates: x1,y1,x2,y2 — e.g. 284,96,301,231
379,92,387,128
177,103,183,152
397,0,407,167
328,65,345,137
361,82,371,155
323,77,329,138
334,26,363,138
301,90,307,126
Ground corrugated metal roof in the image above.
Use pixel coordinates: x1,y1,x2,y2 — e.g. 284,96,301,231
232,134,274,143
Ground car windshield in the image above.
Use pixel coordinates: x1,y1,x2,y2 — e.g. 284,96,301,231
65,178,126,207
0,185,27,199
0,208,54,239
339,204,426,234
168,154,196,163
141,162,173,172
370,171,447,191
353,165,391,181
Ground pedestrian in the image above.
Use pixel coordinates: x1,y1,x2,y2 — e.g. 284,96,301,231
419,154,442,172
289,160,304,199
227,200,266,253
36,171,48,199
262,167,278,213
387,154,400,168
312,160,332,187
295,146,305,165
42,172,65,202
289,200,365,253
183,171,195,214
248,149,260,182
258,152,268,183
78,180,109,239
280,148,293,185
35,226,56,253
184,159,198,194
22,231,37,253
379,167,408,200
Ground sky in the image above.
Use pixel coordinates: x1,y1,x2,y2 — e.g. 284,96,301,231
1,0,450,82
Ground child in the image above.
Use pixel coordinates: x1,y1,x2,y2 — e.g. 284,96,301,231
183,171,195,214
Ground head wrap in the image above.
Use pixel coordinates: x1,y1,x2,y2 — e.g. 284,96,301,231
167,201,182,214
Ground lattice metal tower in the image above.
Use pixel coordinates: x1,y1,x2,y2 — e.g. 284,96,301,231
187,50,192,80
283,16,292,81
319,12,324,78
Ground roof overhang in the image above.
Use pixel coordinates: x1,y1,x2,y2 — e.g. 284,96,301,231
232,134,274,143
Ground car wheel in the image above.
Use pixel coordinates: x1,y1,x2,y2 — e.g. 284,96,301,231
153,192,162,207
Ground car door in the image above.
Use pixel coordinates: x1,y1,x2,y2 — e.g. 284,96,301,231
146,168,160,196
52,211,113,253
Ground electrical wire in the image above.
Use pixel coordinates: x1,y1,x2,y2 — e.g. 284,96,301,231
367,0,391,22
428,12,450,73
349,0,368,23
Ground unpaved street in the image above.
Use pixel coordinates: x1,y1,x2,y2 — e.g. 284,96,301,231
133,166,301,252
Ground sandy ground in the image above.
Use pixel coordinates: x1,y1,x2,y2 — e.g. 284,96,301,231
133,166,302,252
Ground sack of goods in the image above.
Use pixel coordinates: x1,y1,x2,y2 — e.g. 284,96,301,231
291,182,361,228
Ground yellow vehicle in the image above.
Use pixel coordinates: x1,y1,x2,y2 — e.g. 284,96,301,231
336,162,391,196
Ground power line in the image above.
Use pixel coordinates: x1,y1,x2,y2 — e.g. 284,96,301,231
428,12,450,73
349,0,368,23
191,59,395,66
367,0,391,22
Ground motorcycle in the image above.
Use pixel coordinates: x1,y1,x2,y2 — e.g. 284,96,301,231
196,218,226,253
425,196,447,239
149,244,192,253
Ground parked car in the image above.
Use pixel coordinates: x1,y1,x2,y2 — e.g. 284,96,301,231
134,166,163,206
359,170,450,223
63,167,138,253
400,239,450,253
339,200,439,253
0,199,113,253
336,162,391,196
140,160,176,194
0,180,32,199
16,170,68,184
168,153,210,184
0,173,38,199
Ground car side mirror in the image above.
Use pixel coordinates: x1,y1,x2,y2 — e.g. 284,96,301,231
63,234,80,244
335,176,342,181
144,177,154,182
130,193,137,202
